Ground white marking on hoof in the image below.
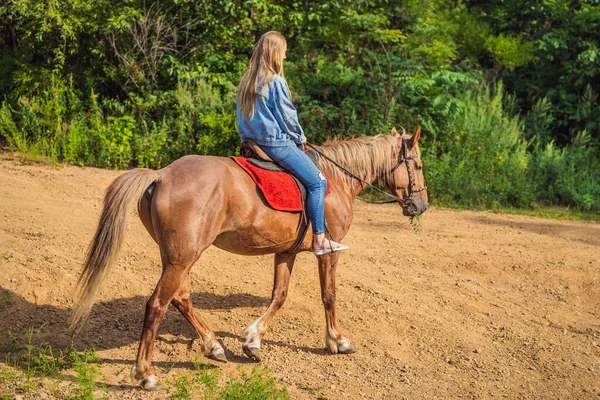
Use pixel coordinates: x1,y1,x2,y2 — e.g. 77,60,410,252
326,336,356,354
243,343,262,362
326,336,338,354
208,342,228,363
140,375,159,391
338,338,356,354
243,318,263,346
130,365,140,383
243,318,264,361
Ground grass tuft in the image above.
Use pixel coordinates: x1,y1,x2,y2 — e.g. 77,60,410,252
0,293,12,313
217,366,289,400
1,326,106,399
166,360,289,400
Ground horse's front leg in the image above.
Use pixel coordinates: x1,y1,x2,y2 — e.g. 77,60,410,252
243,252,296,361
317,252,356,354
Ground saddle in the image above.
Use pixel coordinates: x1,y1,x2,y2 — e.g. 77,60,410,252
236,140,323,252
240,140,320,169
239,141,322,202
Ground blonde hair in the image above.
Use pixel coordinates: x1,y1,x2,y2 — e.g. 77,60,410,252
238,31,288,120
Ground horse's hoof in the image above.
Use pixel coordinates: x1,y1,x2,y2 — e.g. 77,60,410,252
208,347,228,363
243,344,261,362
140,375,160,391
338,340,357,354
327,337,357,355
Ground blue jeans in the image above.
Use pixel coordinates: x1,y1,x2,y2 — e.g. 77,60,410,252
261,145,327,234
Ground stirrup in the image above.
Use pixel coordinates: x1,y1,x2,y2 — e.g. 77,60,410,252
313,240,349,256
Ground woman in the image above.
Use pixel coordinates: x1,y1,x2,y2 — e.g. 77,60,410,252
236,31,348,255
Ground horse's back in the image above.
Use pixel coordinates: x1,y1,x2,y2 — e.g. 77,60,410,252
147,155,304,255
160,155,237,185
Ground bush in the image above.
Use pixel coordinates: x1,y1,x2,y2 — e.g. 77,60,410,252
0,71,238,168
1,0,599,212
532,135,600,211
424,82,533,209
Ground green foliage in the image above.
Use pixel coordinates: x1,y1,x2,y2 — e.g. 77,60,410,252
1,326,106,399
65,349,106,400
0,69,238,168
166,361,288,400
485,34,535,71
471,0,600,144
425,82,533,209
17,326,70,377
532,134,600,211
424,81,600,211
0,0,599,211
216,366,288,400
490,207,600,222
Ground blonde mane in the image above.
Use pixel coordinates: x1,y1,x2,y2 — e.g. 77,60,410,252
316,135,402,185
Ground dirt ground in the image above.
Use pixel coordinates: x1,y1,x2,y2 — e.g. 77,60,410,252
0,156,599,399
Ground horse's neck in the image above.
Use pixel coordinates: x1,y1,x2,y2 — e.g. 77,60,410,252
351,172,380,198
321,168,375,199
319,138,394,199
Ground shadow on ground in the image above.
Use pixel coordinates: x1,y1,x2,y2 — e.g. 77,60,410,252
0,286,270,369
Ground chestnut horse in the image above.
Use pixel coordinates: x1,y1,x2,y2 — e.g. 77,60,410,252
69,127,427,390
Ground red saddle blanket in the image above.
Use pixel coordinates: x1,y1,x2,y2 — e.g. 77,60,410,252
231,156,327,212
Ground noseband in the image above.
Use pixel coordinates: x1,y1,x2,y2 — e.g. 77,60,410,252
389,139,428,207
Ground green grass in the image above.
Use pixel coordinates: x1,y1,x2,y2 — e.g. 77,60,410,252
165,359,289,400
433,204,600,222
1,326,106,399
215,366,288,400
0,251,12,262
491,207,600,222
358,182,600,222
2,328,288,399
168,375,194,400
65,349,106,400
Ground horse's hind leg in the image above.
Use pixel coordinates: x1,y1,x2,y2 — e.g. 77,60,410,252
318,253,356,354
171,277,227,362
131,262,189,390
243,252,296,361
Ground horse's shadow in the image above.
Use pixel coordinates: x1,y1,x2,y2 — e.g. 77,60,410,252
0,285,325,372
0,286,266,363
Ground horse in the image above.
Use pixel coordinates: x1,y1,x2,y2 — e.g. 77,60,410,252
69,126,428,390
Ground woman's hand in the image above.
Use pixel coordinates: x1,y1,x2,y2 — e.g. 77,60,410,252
298,136,307,151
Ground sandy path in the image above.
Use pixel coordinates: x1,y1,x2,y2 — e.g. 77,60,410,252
0,157,599,399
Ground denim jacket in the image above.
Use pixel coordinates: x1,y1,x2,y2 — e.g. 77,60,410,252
236,74,306,148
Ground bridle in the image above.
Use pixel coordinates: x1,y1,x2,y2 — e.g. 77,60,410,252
388,138,428,207
306,139,427,207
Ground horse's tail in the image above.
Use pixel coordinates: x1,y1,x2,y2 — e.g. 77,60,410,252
69,168,159,333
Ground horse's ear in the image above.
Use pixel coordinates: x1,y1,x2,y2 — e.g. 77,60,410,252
391,127,399,137
408,126,421,149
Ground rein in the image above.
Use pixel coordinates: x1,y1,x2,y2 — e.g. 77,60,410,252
306,140,427,207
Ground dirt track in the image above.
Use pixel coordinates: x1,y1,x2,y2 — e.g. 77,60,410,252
0,156,599,399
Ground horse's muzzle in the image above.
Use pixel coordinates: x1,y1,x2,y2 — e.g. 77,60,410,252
401,200,427,217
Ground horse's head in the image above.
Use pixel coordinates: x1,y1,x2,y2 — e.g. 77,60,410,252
384,127,428,217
